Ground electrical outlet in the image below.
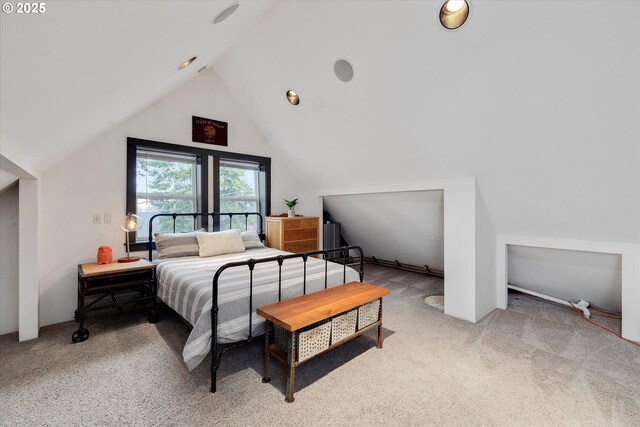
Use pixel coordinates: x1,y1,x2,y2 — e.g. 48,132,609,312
104,213,112,224
93,213,102,224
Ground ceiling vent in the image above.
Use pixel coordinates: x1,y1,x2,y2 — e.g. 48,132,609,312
212,3,240,24
334,59,354,82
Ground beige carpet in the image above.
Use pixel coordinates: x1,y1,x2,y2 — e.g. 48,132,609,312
1,265,638,426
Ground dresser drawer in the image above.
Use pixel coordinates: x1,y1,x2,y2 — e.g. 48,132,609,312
284,228,317,241
282,219,302,229
301,218,318,228
283,240,318,253
282,218,318,229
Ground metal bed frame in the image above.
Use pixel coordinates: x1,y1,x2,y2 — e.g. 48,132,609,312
148,212,364,393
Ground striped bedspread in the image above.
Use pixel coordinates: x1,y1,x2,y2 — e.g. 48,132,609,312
155,248,360,370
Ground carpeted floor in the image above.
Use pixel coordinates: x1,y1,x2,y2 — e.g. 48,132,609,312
1,265,638,426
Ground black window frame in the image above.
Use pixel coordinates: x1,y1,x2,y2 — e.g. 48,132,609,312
126,137,271,252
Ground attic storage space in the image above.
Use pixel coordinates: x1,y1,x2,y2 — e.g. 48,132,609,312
507,245,623,331
322,190,444,307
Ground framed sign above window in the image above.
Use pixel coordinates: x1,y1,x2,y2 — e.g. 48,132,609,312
192,115,228,146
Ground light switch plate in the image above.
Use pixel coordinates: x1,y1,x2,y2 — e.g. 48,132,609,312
104,213,112,224
93,213,102,224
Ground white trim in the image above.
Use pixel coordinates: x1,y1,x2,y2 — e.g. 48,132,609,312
19,178,39,341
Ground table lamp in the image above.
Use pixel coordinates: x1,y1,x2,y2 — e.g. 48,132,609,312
119,213,141,263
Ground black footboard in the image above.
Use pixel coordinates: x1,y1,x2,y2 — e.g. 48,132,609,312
146,212,364,394
209,245,364,393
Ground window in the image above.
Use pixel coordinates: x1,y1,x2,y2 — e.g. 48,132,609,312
126,138,271,251
135,149,200,241
218,159,265,231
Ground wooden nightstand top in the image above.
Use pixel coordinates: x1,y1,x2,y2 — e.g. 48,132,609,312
79,259,154,278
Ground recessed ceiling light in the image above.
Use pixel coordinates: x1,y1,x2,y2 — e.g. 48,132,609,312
212,3,239,24
178,56,197,70
286,90,300,105
334,59,354,82
440,0,469,30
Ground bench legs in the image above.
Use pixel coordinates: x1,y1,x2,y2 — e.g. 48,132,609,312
285,331,296,403
262,297,387,403
377,298,384,349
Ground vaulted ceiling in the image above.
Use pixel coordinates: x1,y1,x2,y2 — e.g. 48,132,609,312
212,1,640,243
0,1,275,171
1,1,639,243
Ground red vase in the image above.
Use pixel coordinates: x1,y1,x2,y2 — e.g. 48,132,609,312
97,246,112,264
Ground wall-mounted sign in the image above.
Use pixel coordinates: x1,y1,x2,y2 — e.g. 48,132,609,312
192,116,228,146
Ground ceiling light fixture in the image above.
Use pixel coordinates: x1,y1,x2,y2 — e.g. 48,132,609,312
439,0,469,30
286,90,300,105
178,56,197,70
212,3,240,24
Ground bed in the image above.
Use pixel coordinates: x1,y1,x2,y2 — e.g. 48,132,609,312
148,212,364,392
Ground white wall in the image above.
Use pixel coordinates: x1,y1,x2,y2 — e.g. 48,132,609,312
323,190,444,269
508,246,622,312
475,185,497,320
213,1,640,245
19,1,640,329
38,69,306,327
497,236,640,342
18,179,39,341
317,177,488,323
212,1,639,322
0,184,19,335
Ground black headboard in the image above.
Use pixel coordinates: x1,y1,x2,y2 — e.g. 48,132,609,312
148,212,264,261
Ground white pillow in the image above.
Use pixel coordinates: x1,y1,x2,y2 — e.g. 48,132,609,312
241,230,265,250
195,230,245,257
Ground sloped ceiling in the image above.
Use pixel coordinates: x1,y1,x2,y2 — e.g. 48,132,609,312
324,191,445,269
0,1,275,172
0,168,18,193
213,1,640,243
1,1,639,244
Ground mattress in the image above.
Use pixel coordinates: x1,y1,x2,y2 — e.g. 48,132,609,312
155,247,360,370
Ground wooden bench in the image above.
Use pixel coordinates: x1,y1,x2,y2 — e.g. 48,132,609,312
257,281,390,402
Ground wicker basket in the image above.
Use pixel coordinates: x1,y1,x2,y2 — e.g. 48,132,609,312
357,299,381,330
331,310,357,344
274,319,332,363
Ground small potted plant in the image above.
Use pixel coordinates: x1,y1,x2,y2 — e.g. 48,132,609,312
284,198,299,217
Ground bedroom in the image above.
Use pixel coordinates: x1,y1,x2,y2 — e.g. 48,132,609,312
1,1,639,425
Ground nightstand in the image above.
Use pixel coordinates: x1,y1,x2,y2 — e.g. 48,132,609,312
73,259,158,343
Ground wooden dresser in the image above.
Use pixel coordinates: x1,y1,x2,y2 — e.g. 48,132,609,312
266,216,320,253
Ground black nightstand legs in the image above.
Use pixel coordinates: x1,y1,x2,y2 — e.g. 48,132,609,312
73,262,157,343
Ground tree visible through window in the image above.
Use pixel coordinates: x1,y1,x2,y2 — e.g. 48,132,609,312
135,150,199,240
219,160,262,231
126,138,271,249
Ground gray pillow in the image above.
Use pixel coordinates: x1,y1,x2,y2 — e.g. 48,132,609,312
241,230,265,250
155,229,203,259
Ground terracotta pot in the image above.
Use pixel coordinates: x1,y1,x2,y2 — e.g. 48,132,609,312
97,246,112,264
